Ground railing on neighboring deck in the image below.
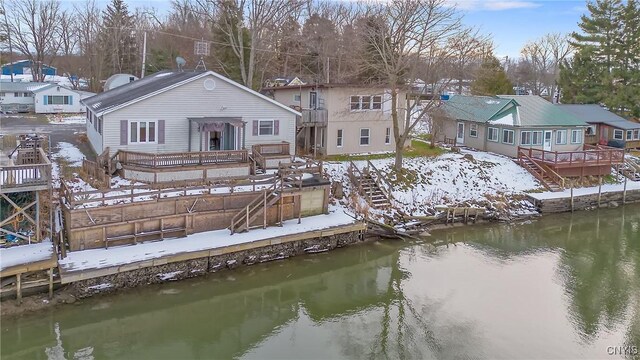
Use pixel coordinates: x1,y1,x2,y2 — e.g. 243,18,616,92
517,146,624,168
0,148,51,192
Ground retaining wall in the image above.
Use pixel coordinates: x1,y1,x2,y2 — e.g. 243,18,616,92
69,230,364,298
527,188,640,213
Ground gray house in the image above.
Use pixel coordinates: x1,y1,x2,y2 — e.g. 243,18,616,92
82,70,299,156
440,95,588,158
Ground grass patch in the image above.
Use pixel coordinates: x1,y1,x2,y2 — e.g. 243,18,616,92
324,139,446,162
405,139,446,158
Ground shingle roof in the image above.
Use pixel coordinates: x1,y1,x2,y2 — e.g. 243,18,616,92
82,71,204,114
497,95,588,127
0,81,50,92
83,70,301,116
557,104,640,130
441,95,516,123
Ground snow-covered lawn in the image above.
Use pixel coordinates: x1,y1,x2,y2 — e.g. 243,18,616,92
326,149,543,217
47,114,86,125
51,142,84,167
58,205,357,273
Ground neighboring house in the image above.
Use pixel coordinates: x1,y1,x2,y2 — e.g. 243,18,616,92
441,95,588,158
0,82,49,112
104,73,138,91
264,76,306,88
265,84,404,156
557,104,640,150
1,60,56,77
32,84,95,114
81,70,299,156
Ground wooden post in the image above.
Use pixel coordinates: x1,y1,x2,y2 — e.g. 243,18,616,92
570,185,574,212
263,190,267,229
597,177,602,208
48,268,54,299
16,273,22,304
36,191,40,241
279,197,283,226
298,194,302,224
623,176,627,204
246,206,249,230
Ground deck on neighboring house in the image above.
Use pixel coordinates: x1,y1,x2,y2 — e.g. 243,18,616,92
517,145,625,187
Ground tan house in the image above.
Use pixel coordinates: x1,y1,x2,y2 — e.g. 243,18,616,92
265,84,405,157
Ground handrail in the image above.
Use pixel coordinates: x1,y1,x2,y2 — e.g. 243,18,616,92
366,159,393,201
518,149,564,190
517,146,625,167
540,163,565,190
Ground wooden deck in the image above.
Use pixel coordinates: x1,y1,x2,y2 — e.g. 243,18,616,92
115,149,249,168
0,148,52,194
517,145,625,177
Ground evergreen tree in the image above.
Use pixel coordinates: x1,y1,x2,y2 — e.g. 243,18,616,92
471,57,514,96
210,0,253,85
560,0,640,117
99,0,138,77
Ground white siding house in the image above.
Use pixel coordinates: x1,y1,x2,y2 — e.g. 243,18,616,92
82,71,299,156
0,82,48,112
33,84,95,113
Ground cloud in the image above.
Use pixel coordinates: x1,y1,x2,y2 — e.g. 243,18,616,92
449,0,542,11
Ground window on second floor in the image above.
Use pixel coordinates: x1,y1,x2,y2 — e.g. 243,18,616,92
350,95,383,111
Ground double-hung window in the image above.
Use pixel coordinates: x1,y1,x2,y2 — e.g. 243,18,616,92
469,124,478,138
350,95,383,111
14,92,22,97
337,129,343,147
614,129,623,140
129,121,157,143
521,131,543,146
385,127,391,144
47,95,70,105
258,120,274,136
487,127,499,142
360,128,370,146
571,129,583,144
626,130,633,141
502,129,515,144
634,130,640,140
556,130,567,145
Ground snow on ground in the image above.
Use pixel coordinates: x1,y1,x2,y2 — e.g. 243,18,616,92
529,178,640,200
51,142,84,167
58,205,356,272
0,240,54,271
47,114,86,125
326,149,542,217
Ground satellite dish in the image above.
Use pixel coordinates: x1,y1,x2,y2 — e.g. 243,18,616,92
176,57,187,71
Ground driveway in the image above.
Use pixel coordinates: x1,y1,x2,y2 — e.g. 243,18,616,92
0,114,95,159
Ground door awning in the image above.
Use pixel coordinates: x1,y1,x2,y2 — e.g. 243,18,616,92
188,117,245,132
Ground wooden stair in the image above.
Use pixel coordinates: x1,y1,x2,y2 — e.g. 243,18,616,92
348,161,392,209
230,188,281,234
618,158,640,181
517,152,564,192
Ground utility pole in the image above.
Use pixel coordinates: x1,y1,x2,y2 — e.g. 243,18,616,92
141,31,147,78
2,2,14,82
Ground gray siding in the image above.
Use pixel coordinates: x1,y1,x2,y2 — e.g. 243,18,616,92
86,110,103,153
102,74,297,155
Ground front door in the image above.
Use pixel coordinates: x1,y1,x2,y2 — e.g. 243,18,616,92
309,92,317,109
456,122,465,145
543,131,552,151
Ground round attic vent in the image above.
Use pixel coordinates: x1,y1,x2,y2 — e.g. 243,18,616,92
204,79,216,91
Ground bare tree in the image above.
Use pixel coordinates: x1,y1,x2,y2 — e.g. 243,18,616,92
75,0,102,91
448,27,493,94
357,0,463,171
196,0,303,89
545,33,572,102
7,0,62,82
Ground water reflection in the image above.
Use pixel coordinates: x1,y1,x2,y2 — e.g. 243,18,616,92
1,205,639,359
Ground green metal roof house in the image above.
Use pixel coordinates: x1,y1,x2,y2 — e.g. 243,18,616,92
440,95,588,158
557,104,640,149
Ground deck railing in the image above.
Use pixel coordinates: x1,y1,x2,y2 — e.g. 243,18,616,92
517,146,624,168
252,142,291,170
298,109,328,126
115,149,249,168
0,163,51,192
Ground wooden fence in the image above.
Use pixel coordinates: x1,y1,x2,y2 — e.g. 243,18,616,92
80,158,110,189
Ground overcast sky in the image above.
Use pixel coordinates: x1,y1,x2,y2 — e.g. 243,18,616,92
85,0,588,59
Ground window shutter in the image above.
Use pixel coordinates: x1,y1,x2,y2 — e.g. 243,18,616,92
158,120,165,144
274,120,279,135
120,120,128,145
252,120,258,136
43,95,47,105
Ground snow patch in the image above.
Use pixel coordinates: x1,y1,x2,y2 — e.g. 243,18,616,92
86,283,113,290
157,271,182,281
52,142,84,167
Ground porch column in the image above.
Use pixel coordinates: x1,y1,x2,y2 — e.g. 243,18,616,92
242,122,246,150
188,120,192,152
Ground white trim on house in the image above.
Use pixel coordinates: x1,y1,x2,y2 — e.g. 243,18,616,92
90,71,301,117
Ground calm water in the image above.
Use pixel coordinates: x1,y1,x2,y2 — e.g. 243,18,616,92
2,205,639,359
